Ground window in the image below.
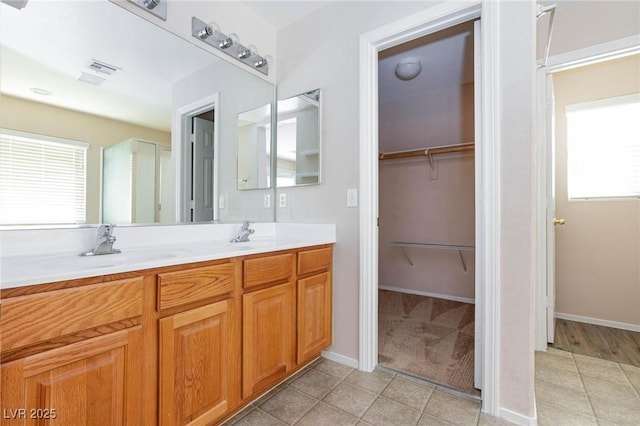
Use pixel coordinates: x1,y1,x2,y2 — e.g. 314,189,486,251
566,93,640,199
0,129,88,224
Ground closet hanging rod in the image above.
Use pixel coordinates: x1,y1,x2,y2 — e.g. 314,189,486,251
379,142,474,161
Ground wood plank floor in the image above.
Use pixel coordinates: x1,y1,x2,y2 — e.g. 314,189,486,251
550,318,640,367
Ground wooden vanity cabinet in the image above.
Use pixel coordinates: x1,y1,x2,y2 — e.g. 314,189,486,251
157,260,240,426
297,246,333,364
241,252,296,399
0,244,333,425
0,276,148,426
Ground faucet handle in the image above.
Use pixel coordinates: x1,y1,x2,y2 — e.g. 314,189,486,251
97,224,115,238
240,221,252,231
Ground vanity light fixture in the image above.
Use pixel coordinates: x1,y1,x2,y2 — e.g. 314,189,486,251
395,57,422,81
192,17,269,76
129,0,166,21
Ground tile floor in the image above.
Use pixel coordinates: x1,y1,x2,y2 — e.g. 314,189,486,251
224,358,510,426
224,349,640,425
535,348,640,426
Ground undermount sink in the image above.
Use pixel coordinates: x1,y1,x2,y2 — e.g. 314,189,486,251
13,248,192,271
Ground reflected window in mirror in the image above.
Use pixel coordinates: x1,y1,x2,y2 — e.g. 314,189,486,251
276,89,321,187
0,129,88,225
237,104,272,190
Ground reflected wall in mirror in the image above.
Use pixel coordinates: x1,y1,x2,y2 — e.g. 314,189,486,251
0,0,275,227
237,104,272,190
276,90,321,187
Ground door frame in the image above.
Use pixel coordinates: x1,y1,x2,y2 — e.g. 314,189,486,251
172,93,220,222
533,35,640,351
358,0,501,415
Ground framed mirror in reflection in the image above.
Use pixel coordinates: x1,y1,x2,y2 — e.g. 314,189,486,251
276,89,321,187
0,0,275,227
237,104,272,191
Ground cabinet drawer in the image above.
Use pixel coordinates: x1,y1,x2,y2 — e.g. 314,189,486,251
158,262,235,311
297,247,332,276
1,277,144,352
244,253,293,290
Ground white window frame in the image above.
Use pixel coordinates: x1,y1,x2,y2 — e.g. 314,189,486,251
0,129,89,225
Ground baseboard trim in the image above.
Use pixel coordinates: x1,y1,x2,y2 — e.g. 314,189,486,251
555,312,640,332
498,407,537,426
379,285,475,305
320,350,359,369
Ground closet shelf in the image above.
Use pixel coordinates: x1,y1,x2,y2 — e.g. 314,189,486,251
390,242,475,272
379,142,474,161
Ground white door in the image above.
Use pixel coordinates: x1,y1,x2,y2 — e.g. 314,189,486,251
192,117,215,222
545,75,557,344
473,19,482,389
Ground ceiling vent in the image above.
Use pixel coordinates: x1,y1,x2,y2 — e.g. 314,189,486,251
76,72,106,86
87,59,120,75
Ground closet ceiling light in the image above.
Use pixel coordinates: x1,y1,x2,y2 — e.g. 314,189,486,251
395,57,422,81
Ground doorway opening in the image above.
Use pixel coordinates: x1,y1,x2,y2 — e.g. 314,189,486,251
545,53,640,366
174,94,220,223
377,19,479,395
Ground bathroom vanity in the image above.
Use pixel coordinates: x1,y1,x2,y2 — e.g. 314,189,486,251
0,223,335,425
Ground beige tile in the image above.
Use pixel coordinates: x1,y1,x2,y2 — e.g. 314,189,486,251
417,413,455,425
581,376,640,406
295,402,359,426
424,389,480,426
356,421,375,426
259,387,317,424
344,368,394,393
231,408,287,426
381,376,434,410
361,396,421,426
589,395,640,426
314,358,355,380
477,413,517,425
290,369,340,399
546,348,574,359
535,362,585,392
534,378,593,415
536,402,597,426
323,382,378,417
573,353,630,385
536,350,578,374
620,363,640,392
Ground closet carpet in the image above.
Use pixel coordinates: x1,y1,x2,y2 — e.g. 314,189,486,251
378,290,479,395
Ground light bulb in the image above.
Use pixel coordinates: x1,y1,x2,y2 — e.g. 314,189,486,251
198,22,220,39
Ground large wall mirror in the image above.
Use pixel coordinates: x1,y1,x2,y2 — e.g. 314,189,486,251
276,89,321,187
0,0,275,227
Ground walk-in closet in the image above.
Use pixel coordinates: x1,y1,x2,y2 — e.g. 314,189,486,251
377,20,478,395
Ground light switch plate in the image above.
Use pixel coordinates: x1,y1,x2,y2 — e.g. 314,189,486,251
279,193,287,208
347,188,358,207
264,194,271,208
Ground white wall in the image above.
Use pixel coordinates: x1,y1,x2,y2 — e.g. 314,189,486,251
546,1,640,57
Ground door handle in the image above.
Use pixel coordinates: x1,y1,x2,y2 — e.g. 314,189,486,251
553,218,565,225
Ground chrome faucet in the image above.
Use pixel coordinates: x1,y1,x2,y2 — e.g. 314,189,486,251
80,224,122,256
230,221,254,243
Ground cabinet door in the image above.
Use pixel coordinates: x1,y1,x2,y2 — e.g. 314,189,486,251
242,282,294,399
0,327,143,426
159,299,237,426
297,272,333,364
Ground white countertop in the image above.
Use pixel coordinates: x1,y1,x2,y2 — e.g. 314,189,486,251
0,223,336,289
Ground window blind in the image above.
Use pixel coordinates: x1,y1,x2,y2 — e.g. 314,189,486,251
0,129,88,224
566,93,640,200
